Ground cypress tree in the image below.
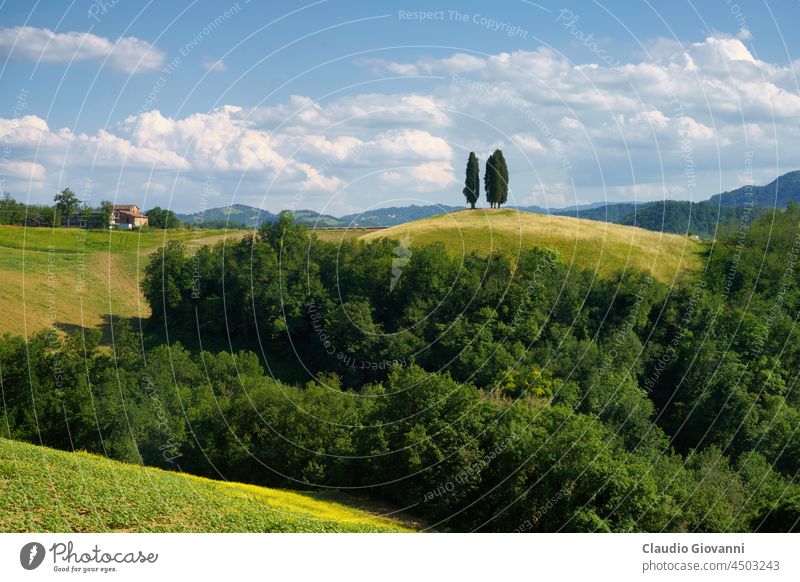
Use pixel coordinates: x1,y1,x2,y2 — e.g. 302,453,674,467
485,150,509,208
484,152,496,208
462,152,480,209
495,150,509,207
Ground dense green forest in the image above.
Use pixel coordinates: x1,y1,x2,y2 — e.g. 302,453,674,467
562,200,755,238
617,200,754,237
556,202,644,223
3,206,800,531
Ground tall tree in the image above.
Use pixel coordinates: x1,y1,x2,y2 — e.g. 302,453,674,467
484,150,509,209
495,150,509,207
54,187,79,225
99,200,114,229
462,152,480,209
484,152,496,208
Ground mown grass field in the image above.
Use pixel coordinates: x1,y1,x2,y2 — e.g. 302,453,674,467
0,226,246,337
0,438,412,532
360,208,704,283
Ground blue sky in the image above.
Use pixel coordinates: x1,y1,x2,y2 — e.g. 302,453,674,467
1,0,799,214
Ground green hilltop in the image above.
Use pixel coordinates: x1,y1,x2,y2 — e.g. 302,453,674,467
359,208,703,283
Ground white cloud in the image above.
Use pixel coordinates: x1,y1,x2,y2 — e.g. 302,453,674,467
5,31,800,211
0,113,189,173
384,35,800,200
360,59,421,76
202,58,227,72
245,93,451,130
0,160,46,181
380,161,455,192
0,26,164,73
690,35,756,64
295,162,343,192
119,107,287,172
369,129,452,161
82,129,190,170
512,133,547,154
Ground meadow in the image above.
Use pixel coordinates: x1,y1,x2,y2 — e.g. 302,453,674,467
0,225,246,337
0,212,702,340
360,208,703,283
0,438,412,532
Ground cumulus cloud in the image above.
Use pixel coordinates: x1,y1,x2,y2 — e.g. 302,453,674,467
119,107,286,172
368,34,800,200
0,26,164,73
0,114,189,172
380,161,455,192
369,129,452,160
0,102,457,199
4,32,800,211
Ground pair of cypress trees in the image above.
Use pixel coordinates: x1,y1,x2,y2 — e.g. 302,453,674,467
462,150,508,209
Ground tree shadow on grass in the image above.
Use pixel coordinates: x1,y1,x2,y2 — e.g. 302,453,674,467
55,314,148,347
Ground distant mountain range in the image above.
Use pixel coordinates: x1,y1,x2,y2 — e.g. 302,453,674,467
176,170,800,237
176,204,466,229
561,171,800,236
708,170,800,207
176,201,615,229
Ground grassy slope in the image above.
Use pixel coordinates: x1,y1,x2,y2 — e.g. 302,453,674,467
361,208,703,283
0,212,704,337
313,227,374,244
0,438,410,532
0,226,246,337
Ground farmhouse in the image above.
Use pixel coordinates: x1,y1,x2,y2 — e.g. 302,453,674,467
112,205,149,229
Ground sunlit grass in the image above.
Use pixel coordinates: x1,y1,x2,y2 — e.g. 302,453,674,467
361,208,703,283
0,225,246,336
0,438,411,532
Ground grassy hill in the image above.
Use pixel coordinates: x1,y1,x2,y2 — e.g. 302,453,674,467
0,438,412,532
360,208,703,282
0,211,704,338
0,226,245,337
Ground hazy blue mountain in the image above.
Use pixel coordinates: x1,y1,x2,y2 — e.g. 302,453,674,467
708,170,800,207
176,205,344,228
176,171,799,233
176,204,276,227
338,205,464,227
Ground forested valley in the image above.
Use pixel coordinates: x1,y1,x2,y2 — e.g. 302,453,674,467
3,206,800,532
